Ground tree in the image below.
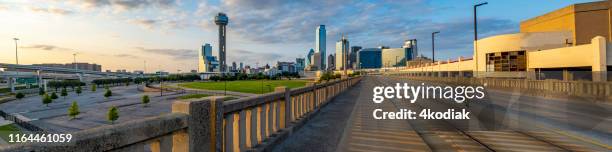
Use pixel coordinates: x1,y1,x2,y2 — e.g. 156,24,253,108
61,88,68,99
50,92,58,100
42,94,52,107
15,92,24,100
76,86,82,96
107,106,119,124
104,89,112,99
68,101,80,120
38,87,45,95
91,85,96,92
142,95,150,107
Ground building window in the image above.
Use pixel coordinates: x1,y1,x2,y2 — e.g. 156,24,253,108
486,50,526,71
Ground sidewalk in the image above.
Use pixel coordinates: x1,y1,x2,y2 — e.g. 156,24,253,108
271,77,364,152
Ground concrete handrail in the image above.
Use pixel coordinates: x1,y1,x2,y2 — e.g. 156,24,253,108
0,76,363,152
390,73,612,99
0,113,188,152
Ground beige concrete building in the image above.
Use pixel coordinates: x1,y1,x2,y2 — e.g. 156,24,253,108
404,0,612,81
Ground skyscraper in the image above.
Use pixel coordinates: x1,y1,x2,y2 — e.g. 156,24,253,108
350,46,362,69
316,25,326,70
306,48,314,66
198,43,216,72
328,54,335,70
357,48,382,69
296,58,305,72
232,62,237,71
335,35,349,70
215,12,229,73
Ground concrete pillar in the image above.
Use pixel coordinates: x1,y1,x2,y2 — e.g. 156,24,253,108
37,70,43,88
526,68,537,80
275,86,292,128
591,36,607,82
562,69,573,81
171,96,224,152
150,135,173,152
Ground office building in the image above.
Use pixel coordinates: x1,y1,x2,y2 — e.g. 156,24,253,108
350,46,362,69
277,62,296,73
403,39,418,59
406,0,612,81
306,49,315,67
310,52,321,71
328,54,335,70
357,48,382,69
335,35,349,70
316,25,326,70
198,43,218,72
296,58,305,72
381,40,416,68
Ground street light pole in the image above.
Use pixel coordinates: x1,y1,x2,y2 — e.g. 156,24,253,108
13,38,19,65
73,53,78,73
395,56,398,70
474,2,488,71
431,31,440,63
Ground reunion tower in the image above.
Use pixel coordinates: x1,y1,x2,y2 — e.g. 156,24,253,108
215,12,229,73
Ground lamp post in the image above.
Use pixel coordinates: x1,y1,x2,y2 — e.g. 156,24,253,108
474,2,488,72
395,56,398,70
73,53,78,72
431,31,440,63
159,65,163,96
13,38,19,65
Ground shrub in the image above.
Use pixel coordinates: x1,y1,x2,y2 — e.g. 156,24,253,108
38,88,45,95
142,95,150,107
50,92,58,100
91,85,96,92
42,94,52,106
104,89,112,99
68,101,80,120
61,88,68,99
107,106,119,124
15,92,24,100
76,86,82,96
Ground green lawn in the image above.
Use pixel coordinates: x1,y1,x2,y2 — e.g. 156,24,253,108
179,80,309,94
177,94,211,99
0,124,22,143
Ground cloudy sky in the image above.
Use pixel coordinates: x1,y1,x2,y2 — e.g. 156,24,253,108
0,0,596,72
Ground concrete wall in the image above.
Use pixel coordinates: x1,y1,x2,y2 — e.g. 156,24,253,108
404,37,609,79
575,1,611,44
528,36,609,69
520,4,576,37
474,32,572,72
527,44,593,68
520,0,612,45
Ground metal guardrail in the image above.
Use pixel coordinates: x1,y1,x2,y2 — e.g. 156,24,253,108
0,110,47,133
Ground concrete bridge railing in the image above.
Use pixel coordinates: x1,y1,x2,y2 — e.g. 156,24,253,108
0,76,361,152
390,73,612,99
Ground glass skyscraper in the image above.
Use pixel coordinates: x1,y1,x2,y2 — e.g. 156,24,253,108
357,48,382,69
316,25,326,70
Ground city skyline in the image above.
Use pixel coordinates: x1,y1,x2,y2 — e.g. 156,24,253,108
0,0,597,72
